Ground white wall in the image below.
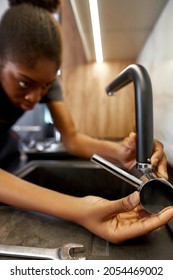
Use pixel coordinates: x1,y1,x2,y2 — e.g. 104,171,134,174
0,0,8,17
137,0,173,166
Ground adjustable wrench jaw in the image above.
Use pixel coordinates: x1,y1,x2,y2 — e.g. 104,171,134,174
58,243,86,260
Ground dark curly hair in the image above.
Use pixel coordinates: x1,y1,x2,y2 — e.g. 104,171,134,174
8,0,61,12
0,3,62,68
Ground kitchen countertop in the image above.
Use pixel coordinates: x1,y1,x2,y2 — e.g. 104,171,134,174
0,204,173,260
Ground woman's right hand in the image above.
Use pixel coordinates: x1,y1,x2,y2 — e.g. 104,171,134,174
76,192,173,244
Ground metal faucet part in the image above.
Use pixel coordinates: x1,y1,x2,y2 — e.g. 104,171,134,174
106,64,153,170
91,154,173,214
96,64,173,213
91,154,142,188
0,243,86,260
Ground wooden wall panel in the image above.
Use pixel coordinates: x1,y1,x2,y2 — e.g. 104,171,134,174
61,0,135,139
62,62,135,138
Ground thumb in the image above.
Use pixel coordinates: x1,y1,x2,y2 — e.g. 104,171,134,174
123,132,136,150
128,132,136,146
114,191,140,214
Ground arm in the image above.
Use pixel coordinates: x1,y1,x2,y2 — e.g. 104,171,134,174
0,169,172,244
47,101,168,178
47,101,122,160
0,169,81,222
0,170,173,243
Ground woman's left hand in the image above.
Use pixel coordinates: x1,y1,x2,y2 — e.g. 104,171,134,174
118,132,168,179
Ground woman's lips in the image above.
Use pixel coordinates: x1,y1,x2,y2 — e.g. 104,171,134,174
20,103,35,111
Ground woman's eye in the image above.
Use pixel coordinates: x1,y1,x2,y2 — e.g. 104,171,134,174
18,81,30,89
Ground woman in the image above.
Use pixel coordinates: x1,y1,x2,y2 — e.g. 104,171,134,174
0,0,172,244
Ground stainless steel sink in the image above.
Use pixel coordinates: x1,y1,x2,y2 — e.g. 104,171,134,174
14,160,135,199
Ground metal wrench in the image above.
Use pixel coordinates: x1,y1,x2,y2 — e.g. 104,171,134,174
0,243,86,260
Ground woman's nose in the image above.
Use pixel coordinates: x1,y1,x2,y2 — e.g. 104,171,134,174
24,88,43,104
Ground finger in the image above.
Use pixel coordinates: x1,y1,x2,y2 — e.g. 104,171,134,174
150,140,168,179
156,155,168,180
107,191,140,216
142,206,173,234
124,132,136,148
150,140,163,166
115,207,173,243
128,131,136,141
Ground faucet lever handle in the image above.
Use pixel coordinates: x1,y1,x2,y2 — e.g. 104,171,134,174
91,154,142,188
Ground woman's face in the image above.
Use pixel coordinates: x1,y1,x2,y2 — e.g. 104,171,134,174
0,59,58,111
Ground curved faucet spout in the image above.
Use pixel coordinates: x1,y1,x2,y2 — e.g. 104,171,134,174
106,64,153,167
